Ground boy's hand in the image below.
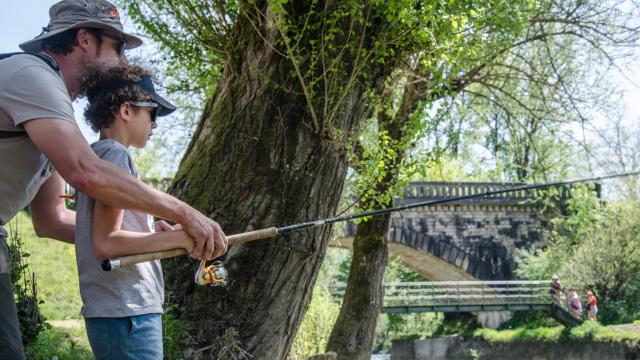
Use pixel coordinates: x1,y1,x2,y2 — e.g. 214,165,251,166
155,220,196,254
155,220,175,232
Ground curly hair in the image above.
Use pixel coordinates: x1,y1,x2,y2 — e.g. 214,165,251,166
81,66,153,132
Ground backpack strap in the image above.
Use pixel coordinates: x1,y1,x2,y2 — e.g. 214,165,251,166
0,52,59,73
0,52,60,139
0,131,27,139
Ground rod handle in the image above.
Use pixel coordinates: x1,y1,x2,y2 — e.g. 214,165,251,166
102,227,279,271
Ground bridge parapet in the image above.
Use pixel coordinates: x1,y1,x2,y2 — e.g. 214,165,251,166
399,182,548,206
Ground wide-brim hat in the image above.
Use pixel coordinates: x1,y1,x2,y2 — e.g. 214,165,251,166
19,0,143,53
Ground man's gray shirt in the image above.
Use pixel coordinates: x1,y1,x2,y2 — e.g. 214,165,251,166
75,140,163,318
0,53,76,273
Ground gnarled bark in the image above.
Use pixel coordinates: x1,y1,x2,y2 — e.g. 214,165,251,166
162,2,392,359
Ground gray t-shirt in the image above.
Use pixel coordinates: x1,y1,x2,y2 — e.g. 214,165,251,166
75,140,163,318
0,53,76,229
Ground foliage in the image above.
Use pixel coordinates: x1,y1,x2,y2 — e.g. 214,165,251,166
311,249,442,353
517,188,640,324
125,0,542,132
7,215,50,347
8,212,82,320
385,257,427,282
121,0,228,97
289,288,340,360
498,311,560,330
407,0,640,183
430,313,479,338
475,322,640,343
372,258,441,352
25,325,93,360
590,117,640,200
163,299,189,360
475,325,565,342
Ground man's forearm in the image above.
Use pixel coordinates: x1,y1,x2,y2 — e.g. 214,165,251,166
24,118,190,226
77,159,189,224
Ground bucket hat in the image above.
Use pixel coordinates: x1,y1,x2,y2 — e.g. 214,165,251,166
19,0,143,52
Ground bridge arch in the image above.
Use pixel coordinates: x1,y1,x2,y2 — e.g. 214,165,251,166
335,182,551,281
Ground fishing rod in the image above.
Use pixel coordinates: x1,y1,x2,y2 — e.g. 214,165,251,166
102,171,640,285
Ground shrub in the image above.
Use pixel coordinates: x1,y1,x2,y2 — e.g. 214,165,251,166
289,288,340,359
7,218,49,347
163,300,188,360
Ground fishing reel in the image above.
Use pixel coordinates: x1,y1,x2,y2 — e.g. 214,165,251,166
195,260,228,287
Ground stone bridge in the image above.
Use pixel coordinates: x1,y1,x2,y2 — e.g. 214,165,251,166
335,182,555,281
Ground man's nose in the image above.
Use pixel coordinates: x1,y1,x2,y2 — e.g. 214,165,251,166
119,54,129,66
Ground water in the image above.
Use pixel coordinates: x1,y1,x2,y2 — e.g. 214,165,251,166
371,354,390,360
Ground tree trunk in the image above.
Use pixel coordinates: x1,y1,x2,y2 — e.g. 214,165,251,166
162,2,390,359
326,216,389,359
326,72,429,358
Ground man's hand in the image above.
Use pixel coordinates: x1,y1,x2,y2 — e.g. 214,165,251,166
180,210,227,260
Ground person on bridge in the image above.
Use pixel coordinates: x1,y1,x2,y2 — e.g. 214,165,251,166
550,274,564,301
586,290,598,321
568,289,582,318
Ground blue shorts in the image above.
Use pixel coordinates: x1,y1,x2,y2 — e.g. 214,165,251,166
85,313,163,360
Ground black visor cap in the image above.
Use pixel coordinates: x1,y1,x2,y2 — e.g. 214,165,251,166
96,74,177,117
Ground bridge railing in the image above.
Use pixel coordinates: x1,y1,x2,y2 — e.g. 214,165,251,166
326,280,553,308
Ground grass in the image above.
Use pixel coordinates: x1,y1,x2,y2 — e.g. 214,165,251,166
8,212,82,320
25,323,93,360
7,212,92,358
8,211,189,358
475,321,640,344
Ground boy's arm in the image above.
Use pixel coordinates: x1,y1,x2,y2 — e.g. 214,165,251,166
91,199,195,261
23,118,226,260
29,172,75,243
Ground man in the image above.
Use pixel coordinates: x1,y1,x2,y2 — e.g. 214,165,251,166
0,1,227,358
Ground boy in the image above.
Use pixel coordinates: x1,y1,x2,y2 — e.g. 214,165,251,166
75,66,194,359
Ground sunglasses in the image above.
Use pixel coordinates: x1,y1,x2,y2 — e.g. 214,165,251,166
130,101,159,122
102,33,127,57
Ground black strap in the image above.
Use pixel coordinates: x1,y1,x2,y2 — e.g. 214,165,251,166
0,131,26,139
0,52,59,73
0,52,60,139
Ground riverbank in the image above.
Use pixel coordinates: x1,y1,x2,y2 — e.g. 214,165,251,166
391,322,640,359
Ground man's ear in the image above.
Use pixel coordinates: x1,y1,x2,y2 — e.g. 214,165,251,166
75,29,92,53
